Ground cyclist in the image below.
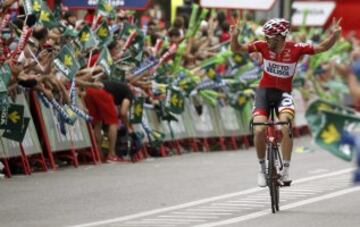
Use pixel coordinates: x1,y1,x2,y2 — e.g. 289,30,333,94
230,18,342,187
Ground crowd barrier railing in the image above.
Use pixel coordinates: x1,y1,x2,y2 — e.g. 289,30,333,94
0,88,310,177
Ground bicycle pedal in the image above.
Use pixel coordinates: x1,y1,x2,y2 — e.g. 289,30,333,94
281,181,292,187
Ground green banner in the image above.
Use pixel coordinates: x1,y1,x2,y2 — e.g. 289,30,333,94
166,87,185,114
305,99,356,136
130,97,144,124
315,110,360,162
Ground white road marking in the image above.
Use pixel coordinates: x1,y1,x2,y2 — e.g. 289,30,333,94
283,188,324,192
142,218,204,223
192,186,360,227
159,215,219,219
122,223,176,227
226,200,269,204
211,203,264,207
177,211,233,215
184,208,250,212
280,191,316,195
308,169,329,174
68,168,355,227
203,206,254,210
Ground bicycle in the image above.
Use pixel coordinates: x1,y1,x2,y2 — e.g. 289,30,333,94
250,103,293,213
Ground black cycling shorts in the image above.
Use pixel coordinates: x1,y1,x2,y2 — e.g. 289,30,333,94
252,87,295,118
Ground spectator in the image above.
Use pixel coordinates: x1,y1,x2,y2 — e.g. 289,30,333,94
168,27,182,45
63,11,77,28
220,21,231,43
173,16,185,38
84,9,95,25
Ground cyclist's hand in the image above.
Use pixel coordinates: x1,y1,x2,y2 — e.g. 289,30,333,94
329,17,342,39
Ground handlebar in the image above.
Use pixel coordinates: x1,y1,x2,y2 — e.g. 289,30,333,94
249,119,293,139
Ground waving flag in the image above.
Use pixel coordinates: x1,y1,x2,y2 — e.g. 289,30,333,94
54,44,80,79
315,110,360,162
97,0,116,19
96,19,113,46
39,2,59,28
78,25,98,50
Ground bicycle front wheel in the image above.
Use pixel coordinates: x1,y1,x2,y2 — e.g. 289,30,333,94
267,144,279,213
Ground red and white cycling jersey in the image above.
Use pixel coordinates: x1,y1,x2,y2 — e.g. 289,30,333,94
248,40,315,92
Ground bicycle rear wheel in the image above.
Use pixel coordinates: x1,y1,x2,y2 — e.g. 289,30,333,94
267,144,279,213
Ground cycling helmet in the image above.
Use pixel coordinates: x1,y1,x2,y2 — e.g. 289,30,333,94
262,18,290,38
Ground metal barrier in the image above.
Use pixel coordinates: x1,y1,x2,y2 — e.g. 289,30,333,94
31,91,99,169
0,91,46,176
1,89,310,176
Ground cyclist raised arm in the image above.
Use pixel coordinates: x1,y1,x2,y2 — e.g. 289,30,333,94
230,18,342,187
230,23,250,53
313,18,342,54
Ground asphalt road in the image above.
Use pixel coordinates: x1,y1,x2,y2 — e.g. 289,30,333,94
0,136,359,227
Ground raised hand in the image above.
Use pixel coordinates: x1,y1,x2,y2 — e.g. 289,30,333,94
329,17,342,39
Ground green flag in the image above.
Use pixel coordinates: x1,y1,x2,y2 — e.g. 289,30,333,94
62,26,79,38
130,97,144,124
2,117,30,142
314,110,360,162
166,87,185,114
300,9,309,34
110,65,126,82
32,0,42,14
0,63,12,87
191,8,209,37
200,50,233,69
206,67,217,81
54,44,80,79
0,96,9,129
172,42,186,72
72,41,87,68
185,4,199,39
149,129,165,148
0,79,6,95
0,63,11,95
229,90,252,111
119,23,144,62
23,0,34,15
0,104,24,131
178,76,200,95
292,76,305,88
232,53,250,67
96,47,113,76
39,2,59,28
97,0,116,19
95,20,113,46
199,89,219,107
78,25,98,50
305,99,356,136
